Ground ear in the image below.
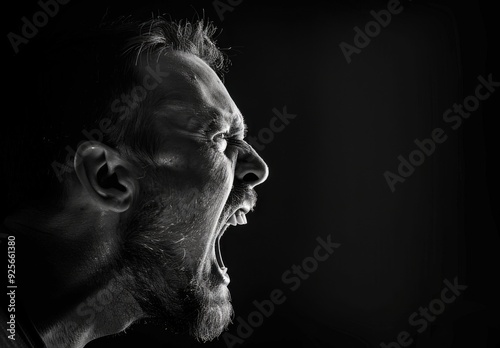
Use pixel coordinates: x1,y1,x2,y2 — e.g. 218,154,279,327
74,141,139,213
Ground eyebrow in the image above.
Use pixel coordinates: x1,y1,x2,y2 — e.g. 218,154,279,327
240,122,248,138
207,107,248,138
237,119,248,138
158,100,247,137
232,113,247,137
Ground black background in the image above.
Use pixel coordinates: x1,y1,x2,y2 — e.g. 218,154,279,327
2,0,499,347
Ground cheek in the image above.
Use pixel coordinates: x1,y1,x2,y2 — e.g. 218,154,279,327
156,151,189,170
154,139,235,206
156,138,229,173
206,154,233,193
193,153,234,227
155,138,198,171
190,144,234,187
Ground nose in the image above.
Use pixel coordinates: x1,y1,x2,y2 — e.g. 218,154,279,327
235,145,269,188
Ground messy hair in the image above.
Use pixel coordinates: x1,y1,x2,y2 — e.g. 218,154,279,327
124,17,227,73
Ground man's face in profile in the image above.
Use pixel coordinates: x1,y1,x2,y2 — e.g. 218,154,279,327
117,51,268,341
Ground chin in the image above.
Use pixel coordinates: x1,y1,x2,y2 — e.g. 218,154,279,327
191,284,233,342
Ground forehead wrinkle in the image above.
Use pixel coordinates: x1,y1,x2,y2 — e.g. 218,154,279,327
155,93,244,134
155,102,232,138
162,52,236,117
148,52,243,134
155,102,204,132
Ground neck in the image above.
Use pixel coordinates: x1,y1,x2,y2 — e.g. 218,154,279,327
3,205,144,348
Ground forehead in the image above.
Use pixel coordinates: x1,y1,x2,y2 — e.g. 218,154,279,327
137,50,244,131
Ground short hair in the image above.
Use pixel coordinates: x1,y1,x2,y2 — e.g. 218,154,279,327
1,17,228,219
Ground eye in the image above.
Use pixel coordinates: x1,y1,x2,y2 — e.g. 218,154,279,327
213,131,249,154
213,132,229,152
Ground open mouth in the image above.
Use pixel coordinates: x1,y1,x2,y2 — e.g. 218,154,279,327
214,209,248,276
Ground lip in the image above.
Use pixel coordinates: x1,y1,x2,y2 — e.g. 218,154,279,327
212,202,253,283
238,201,252,215
211,261,230,285
229,201,252,218
217,264,230,285
211,199,255,285
213,223,230,285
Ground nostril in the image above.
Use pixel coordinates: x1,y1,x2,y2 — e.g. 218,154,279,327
235,151,269,188
243,172,259,183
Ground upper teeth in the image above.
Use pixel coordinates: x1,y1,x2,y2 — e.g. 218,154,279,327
228,210,247,226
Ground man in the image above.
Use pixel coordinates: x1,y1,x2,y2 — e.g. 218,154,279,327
1,17,268,347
